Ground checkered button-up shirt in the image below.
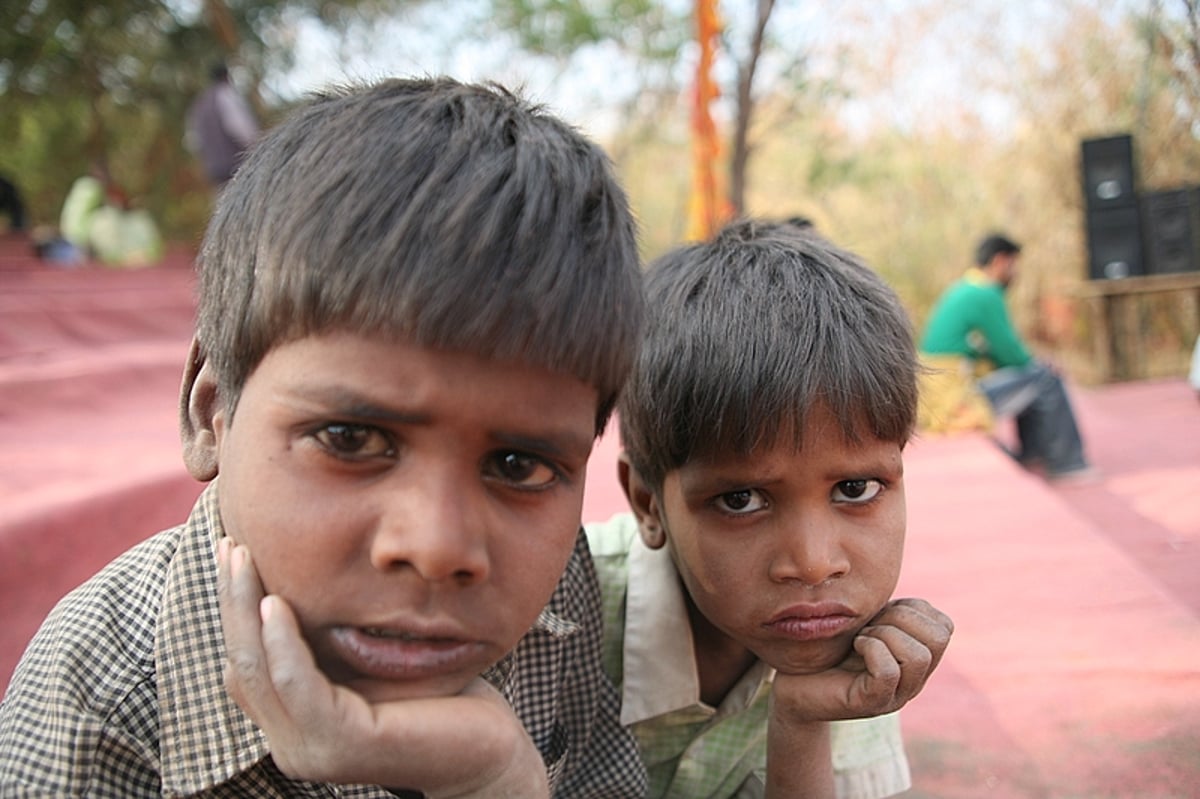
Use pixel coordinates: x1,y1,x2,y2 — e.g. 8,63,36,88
586,513,912,799
0,484,646,798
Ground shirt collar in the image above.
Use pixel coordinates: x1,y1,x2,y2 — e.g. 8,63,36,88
964,266,995,286
618,534,772,726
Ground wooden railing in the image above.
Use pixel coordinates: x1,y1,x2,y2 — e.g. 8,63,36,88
1073,272,1200,382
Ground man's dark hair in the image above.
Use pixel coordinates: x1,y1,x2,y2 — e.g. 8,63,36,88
975,233,1021,266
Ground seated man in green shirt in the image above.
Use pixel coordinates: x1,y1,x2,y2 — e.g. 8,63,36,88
589,218,954,797
919,233,1092,479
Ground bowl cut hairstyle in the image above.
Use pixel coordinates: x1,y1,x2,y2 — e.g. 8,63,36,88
196,76,643,434
620,219,919,491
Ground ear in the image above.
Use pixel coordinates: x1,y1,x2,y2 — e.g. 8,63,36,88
617,452,667,549
179,336,222,481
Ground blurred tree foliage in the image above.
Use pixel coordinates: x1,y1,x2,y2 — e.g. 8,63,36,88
0,0,396,244
2,0,1197,378
488,0,687,57
736,1,1200,381
529,0,1200,380
486,0,810,219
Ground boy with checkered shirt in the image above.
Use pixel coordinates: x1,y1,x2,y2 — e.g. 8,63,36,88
0,77,647,798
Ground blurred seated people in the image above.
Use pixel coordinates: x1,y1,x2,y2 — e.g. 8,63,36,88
60,167,106,250
32,226,85,266
186,62,261,189
60,162,162,268
918,232,1093,480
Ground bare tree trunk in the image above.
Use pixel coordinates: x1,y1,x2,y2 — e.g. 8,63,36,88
204,0,241,51
729,0,776,217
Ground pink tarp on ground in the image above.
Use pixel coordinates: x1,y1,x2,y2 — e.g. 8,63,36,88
3,232,1199,797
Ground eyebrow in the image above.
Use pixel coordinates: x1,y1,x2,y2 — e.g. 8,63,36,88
682,447,904,486
678,469,773,496
492,430,594,462
287,384,594,460
284,385,431,425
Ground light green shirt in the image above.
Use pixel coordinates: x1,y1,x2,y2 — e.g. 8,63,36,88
59,175,105,249
586,512,912,799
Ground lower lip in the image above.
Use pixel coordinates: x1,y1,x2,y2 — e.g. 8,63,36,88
329,627,487,681
765,615,857,641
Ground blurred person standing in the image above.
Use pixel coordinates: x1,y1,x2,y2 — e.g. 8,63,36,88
186,63,260,189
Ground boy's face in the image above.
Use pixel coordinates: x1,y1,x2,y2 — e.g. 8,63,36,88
207,332,597,702
636,402,905,676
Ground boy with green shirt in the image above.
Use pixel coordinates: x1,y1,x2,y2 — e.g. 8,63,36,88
587,218,954,797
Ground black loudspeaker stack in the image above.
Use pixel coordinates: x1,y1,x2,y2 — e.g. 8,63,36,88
1080,133,1200,279
1140,187,1200,275
1081,134,1144,280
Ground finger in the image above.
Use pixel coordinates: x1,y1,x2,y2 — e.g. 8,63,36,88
216,540,267,656
258,594,354,730
893,598,953,672
254,594,369,780
856,623,934,705
216,539,266,693
217,543,292,731
885,597,954,633
850,633,902,706
869,598,954,671
772,650,893,723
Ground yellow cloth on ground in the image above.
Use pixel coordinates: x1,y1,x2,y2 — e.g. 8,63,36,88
917,354,995,435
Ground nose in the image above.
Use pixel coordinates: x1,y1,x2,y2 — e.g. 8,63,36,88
768,515,850,586
368,469,491,585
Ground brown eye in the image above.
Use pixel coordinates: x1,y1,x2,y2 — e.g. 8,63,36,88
484,451,559,490
713,489,766,514
839,480,869,499
832,479,883,504
314,424,395,458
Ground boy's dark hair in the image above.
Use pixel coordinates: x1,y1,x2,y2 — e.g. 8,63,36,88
974,233,1021,266
619,218,919,490
196,77,643,433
